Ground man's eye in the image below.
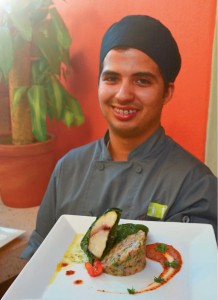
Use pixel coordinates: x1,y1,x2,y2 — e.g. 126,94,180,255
103,76,118,83
136,78,151,85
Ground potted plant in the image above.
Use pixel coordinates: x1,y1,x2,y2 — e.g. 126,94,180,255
0,0,84,207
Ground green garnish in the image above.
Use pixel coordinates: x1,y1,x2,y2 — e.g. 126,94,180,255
127,287,136,294
115,223,149,244
164,261,171,267
164,260,179,268
154,276,165,284
155,243,168,253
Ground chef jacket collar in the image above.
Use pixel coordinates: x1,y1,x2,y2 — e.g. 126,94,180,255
101,126,166,161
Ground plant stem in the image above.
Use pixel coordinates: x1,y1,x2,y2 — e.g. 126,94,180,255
9,43,34,145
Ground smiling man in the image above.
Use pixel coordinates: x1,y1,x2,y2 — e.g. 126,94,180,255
22,15,217,259
98,48,174,160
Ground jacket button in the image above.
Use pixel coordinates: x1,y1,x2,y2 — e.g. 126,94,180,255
98,163,105,171
135,165,143,173
182,215,190,223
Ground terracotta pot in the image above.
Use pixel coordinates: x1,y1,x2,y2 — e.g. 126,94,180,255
0,134,56,208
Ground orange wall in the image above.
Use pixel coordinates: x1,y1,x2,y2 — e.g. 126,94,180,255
50,0,216,162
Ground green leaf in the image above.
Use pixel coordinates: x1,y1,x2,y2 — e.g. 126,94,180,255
38,57,49,73
9,2,32,41
154,276,165,284
30,8,49,26
155,243,168,253
164,260,179,268
62,108,75,127
12,86,29,112
26,0,53,25
127,287,136,294
27,85,47,141
33,20,61,74
31,60,39,84
27,0,53,11
0,26,13,78
31,58,50,85
114,223,149,245
66,96,84,126
46,77,65,119
58,45,71,69
49,7,71,50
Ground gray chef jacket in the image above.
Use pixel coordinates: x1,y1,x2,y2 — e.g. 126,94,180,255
21,127,217,259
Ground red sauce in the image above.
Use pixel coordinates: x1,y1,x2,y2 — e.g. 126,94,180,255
91,225,111,236
102,225,111,231
146,243,168,268
74,280,83,285
55,261,69,273
166,244,182,263
66,270,75,276
136,243,183,293
146,243,182,273
61,262,68,268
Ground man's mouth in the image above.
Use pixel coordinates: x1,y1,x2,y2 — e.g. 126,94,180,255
113,107,138,120
114,107,137,116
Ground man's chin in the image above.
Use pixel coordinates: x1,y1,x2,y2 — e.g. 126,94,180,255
109,126,140,139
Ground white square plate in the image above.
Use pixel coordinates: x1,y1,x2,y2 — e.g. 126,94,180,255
2,215,217,300
0,227,25,248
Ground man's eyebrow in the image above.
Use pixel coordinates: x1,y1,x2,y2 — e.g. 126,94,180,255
101,70,157,79
101,70,119,77
133,72,157,79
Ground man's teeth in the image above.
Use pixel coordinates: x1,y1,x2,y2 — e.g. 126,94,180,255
115,108,136,115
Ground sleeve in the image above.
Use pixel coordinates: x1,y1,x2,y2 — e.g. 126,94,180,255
165,166,217,239
20,230,44,260
20,163,60,260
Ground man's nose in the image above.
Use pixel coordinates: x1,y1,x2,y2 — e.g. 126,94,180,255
115,81,134,102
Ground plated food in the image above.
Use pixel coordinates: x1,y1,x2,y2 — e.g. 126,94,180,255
80,208,149,277
51,209,183,295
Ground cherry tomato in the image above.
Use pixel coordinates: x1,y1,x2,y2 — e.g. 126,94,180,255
85,259,103,277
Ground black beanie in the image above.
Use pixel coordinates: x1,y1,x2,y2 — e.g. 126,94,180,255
100,15,181,82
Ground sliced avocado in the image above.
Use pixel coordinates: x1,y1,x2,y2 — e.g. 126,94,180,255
80,208,122,263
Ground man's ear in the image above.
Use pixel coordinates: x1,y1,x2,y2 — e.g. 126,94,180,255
163,82,174,105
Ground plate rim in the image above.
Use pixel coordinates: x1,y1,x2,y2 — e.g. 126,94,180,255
0,226,25,248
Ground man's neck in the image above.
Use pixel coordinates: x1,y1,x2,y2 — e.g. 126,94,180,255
107,128,158,161
107,138,131,161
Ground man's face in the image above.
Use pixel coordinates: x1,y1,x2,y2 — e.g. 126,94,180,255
98,48,174,141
